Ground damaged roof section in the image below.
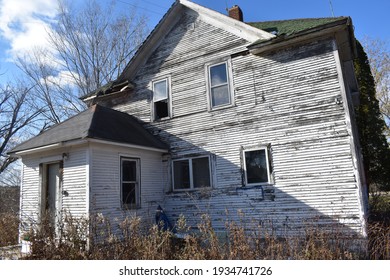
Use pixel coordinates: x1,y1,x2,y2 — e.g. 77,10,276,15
247,17,354,55
247,17,348,37
81,79,134,101
10,105,168,155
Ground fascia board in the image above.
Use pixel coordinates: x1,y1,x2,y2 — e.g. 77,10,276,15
180,0,275,42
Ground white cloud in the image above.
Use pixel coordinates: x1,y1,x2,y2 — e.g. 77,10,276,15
0,0,81,88
46,70,79,88
0,0,58,61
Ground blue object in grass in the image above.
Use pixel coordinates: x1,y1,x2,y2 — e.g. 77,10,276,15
155,205,175,232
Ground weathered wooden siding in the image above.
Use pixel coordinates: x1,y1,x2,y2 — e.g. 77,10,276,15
19,147,88,236
62,148,88,218
89,143,166,229
19,156,41,234
114,11,248,121
108,11,365,236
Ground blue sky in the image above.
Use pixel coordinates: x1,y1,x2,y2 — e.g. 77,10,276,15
119,0,390,40
0,0,389,83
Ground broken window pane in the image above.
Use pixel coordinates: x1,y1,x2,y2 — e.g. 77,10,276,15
153,79,169,120
154,100,169,119
245,149,269,184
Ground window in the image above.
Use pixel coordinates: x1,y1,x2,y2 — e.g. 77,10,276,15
243,147,272,186
173,156,211,190
207,61,232,108
152,78,170,120
121,158,140,209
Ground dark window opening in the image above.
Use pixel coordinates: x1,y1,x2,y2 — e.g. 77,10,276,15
173,156,211,190
153,78,170,120
154,100,169,119
243,148,272,185
121,158,140,208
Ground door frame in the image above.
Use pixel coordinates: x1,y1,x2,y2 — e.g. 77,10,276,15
39,161,63,233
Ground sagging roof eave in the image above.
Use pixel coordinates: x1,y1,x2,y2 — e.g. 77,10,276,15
248,17,353,55
82,85,134,103
81,79,135,102
81,1,182,102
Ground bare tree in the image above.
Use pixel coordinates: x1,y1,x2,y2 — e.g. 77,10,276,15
0,84,41,176
17,0,149,125
17,49,85,127
362,37,390,138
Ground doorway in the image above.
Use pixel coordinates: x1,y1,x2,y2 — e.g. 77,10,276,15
41,162,63,231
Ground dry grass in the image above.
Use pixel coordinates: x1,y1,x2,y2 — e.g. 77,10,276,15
17,212,389,260
1,192,389,260
0,213,19,247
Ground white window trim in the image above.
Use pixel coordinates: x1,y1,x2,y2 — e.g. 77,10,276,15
205,59,235,111
120,157,141,209
172,155,212,191
151,76,172,121
242,146,273,186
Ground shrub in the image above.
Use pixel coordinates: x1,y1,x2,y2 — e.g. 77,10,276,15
0,213,19,247
19,213,390,260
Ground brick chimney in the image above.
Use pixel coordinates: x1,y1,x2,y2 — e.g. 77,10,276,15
228,5,243,22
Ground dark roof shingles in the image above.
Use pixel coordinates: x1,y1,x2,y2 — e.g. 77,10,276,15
10,105,168,153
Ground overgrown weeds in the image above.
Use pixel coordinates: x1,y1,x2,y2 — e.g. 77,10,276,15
0,213,19,247
18,212,389,260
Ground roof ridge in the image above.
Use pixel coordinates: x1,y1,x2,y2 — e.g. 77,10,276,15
247,17,349,37
85,104,100,139
247,16,347,24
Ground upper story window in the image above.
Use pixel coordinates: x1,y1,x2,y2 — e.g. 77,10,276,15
242,146,273,186
207,61,233,109
152,78,170,120
172,156,211,191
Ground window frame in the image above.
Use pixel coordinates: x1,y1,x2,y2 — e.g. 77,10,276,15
206,59,234,110
172,155,212,191
152,77,171,121
242,146,273,186
120,157,141,209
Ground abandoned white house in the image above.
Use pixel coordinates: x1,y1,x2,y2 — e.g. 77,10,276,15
10,0,368,239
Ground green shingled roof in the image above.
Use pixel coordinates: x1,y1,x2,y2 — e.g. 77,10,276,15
247,17,348,37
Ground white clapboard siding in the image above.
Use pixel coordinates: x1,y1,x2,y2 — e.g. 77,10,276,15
109,11,364,236
62,148,87,218
89,143,166,229
19,148,88,234
20,156,41,233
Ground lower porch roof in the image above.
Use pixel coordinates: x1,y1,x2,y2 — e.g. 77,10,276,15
9,105,169,155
